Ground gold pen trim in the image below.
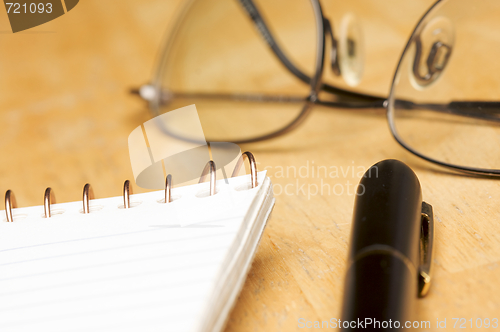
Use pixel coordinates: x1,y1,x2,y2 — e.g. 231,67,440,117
419,202,434,297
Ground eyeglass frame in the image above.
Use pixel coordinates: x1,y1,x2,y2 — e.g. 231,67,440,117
134,0,500,177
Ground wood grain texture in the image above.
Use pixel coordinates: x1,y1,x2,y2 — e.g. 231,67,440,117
0,1,498,331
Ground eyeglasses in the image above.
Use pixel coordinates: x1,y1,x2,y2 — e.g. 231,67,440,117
133,0,500,176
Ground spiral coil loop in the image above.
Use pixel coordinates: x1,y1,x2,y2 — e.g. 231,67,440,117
199,161,216,196
165,174,172,203
231,151,258,188
83,183,95,214
123,180,133,209
5,190,17,222
44,187,56,218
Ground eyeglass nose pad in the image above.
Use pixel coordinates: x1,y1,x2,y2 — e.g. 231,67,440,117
427,41,452,74
411,16,454,88
324,15,364,87
338,13,364,87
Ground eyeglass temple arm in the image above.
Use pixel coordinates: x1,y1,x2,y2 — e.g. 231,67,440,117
236,0,385,104
131,85,387,107
396,100,500,123
130,88,306,103
131,85,500,122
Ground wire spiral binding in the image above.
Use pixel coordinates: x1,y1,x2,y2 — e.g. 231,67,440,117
3,152,258,221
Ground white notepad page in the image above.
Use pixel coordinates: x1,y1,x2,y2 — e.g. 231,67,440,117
0,171,274,332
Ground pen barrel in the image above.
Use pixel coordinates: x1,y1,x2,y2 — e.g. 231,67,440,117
341,253,417,330
340,159,422,331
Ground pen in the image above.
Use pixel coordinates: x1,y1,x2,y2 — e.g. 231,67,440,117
340,159,434,330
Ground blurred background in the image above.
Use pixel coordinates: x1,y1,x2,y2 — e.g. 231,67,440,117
0,1,184,204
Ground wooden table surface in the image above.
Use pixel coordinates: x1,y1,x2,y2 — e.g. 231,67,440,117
1,1,499,331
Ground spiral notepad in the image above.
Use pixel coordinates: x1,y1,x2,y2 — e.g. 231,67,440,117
0,159,274,332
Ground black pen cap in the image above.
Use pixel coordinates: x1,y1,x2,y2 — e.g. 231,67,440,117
348,159,422,264
341,159,422,329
